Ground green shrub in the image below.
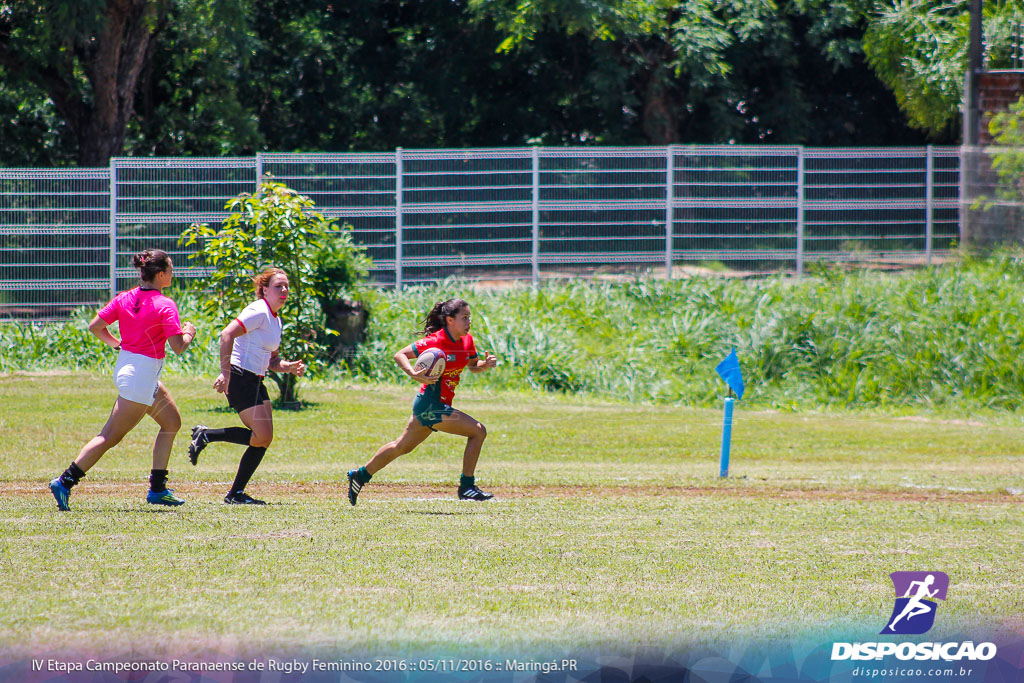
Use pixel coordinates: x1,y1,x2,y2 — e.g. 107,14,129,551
180,180,372,404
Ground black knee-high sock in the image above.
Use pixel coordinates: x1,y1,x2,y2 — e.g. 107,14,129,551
150,469,168,492
229,446,266,494
58,462,86,489
206,427,253,445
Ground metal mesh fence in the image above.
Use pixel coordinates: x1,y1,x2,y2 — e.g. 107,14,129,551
960,145,1024,248
929,147,961,255
672,146,799,273
112,158,257,293
260,153,398,287
802,148,960,267
0,146,964,321
0,168,110,320
540,148,667,278
400,149,534,285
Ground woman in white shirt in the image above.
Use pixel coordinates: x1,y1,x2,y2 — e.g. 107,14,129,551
186,268,306,504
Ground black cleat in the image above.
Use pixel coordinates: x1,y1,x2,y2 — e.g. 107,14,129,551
187,425,209,466
457,484,494,501
347,470,364,506
224,491,266,505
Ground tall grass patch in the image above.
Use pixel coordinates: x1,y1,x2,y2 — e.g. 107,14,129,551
5,253,1024,410
344,252,1024,409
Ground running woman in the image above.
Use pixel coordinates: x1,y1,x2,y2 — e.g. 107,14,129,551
186,268,306,505
346,297,498,505
48,249,197,511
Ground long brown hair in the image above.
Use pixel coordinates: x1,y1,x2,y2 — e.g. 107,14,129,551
253,268,287,299
422,298,468,335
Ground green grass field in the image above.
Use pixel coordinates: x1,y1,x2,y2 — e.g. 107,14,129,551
1,372,1022,661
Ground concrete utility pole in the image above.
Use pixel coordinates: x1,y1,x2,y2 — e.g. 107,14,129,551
963,0,984,145
960,0,983,249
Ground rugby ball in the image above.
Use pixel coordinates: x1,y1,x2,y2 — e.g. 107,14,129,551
413,347,446,380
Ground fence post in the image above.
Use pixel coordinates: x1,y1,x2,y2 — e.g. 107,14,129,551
109,159,118,298
665,145,674,279
395,147,404,291
958,145,969,248
531,146,540,287
796,146,805,277
255,152,264,188
925,145,934,265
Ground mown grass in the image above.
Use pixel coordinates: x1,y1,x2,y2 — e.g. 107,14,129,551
0,374,1021,659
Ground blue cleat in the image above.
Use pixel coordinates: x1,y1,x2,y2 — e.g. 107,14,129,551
146,488,185,506
49,478,71,511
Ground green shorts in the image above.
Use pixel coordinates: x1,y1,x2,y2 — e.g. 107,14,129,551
412,389,454,430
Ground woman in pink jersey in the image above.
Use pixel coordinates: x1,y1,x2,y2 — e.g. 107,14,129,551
48,249,197,511
346,297,498,505
185,268,306,505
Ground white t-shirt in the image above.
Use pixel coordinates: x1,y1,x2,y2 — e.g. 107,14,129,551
230,299,282,375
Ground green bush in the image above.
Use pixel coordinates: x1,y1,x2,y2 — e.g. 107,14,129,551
180,180,372,404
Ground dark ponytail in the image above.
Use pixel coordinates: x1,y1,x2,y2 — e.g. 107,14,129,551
133,249,171,283
423,298,469,335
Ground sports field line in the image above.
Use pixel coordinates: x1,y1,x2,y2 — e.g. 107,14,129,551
4,480,1019,505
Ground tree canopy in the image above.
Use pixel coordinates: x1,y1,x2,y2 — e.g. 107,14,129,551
3,0,1016,167
863,0,1023,138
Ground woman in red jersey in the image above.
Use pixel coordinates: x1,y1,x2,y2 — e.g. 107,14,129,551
48,249,197,511
346,298,498,505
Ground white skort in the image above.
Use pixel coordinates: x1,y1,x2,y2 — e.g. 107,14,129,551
113,349,164,406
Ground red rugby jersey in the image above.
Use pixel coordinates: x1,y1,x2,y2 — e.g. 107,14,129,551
412,328,478,405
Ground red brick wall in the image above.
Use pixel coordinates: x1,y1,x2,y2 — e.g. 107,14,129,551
978,71,1024,144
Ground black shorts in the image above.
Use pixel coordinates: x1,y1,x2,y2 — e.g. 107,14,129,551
226,365,270,413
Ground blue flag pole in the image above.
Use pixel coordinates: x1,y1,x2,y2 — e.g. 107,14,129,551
720,395,734,478
714,350,744,479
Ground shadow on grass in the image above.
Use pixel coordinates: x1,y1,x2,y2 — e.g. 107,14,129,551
195,401,323,417
194,401,323,414
399,510,477,516
93,507,188,514
196,405,236,414
274,400,322,411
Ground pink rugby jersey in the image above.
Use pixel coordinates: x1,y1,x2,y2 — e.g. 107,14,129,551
98,288,183,360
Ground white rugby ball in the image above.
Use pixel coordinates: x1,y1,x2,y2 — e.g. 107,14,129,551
413,347,446,380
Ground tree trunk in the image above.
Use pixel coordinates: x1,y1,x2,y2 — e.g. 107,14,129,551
324,298,370,362
76,0,160,166
642,69,679,144
0,1,165,166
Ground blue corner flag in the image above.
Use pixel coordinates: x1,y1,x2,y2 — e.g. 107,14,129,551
715,349,745,399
